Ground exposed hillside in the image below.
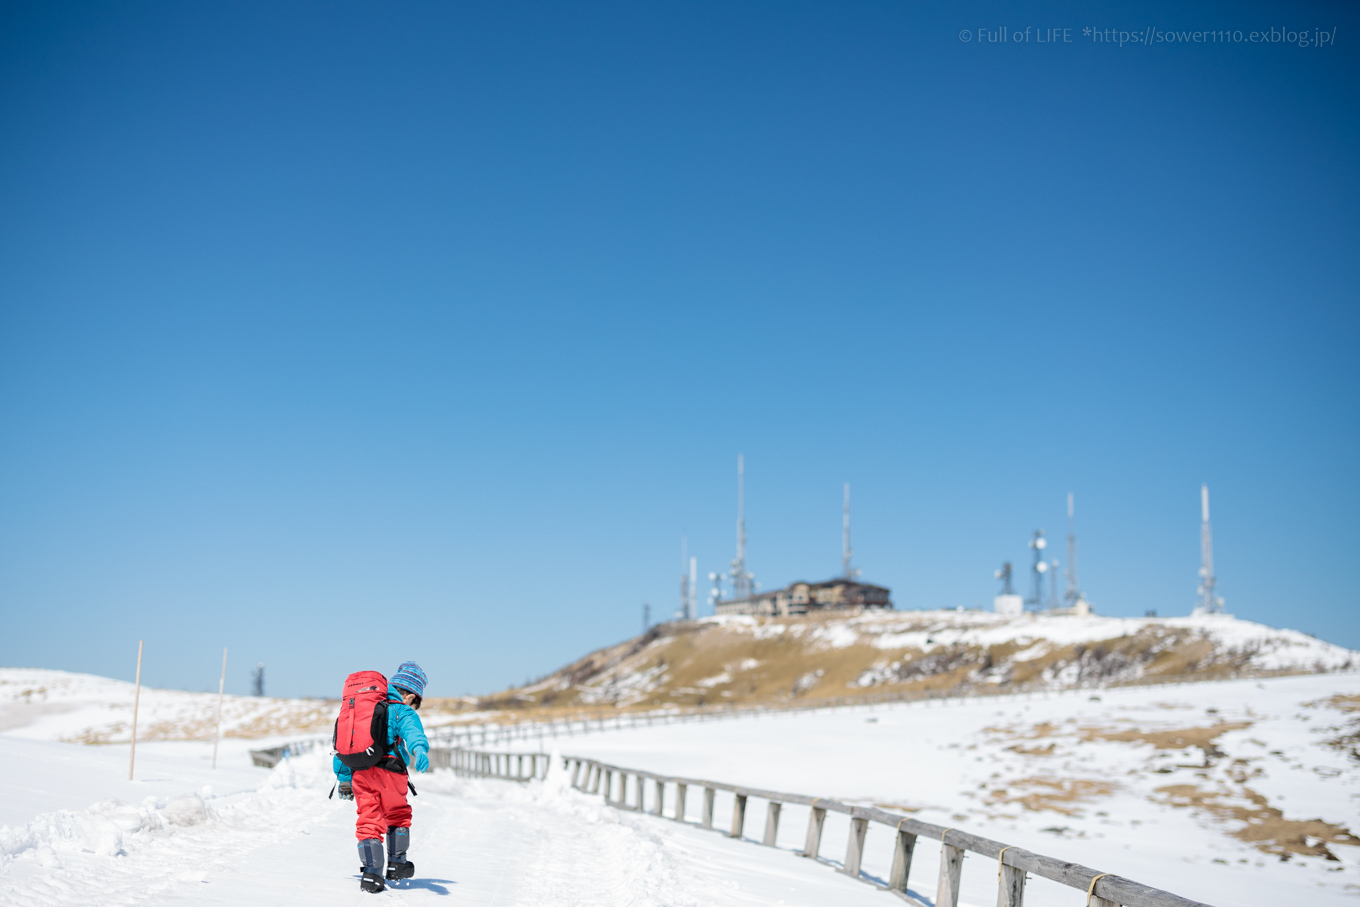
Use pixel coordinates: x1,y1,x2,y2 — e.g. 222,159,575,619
477,611,1357,712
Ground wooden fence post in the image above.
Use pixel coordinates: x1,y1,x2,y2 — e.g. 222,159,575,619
702,787,716,829
1087,875,1117,907
802,805,826,858
842,817,868,878
211,647,227,770
887,829,917,893
998,858,1026,907
763,802,782,846
675,783,687,821
730,794,747,838
653,780,665,816
128,639,143,781
936,837,964,907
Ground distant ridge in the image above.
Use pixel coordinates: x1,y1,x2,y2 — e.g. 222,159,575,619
475,611,1358,713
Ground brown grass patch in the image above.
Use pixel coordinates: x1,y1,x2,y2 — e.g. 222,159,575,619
1006,742,1056,756
874,802,923,813
986,777,1115,815
226,704,337,739
1154,784,1360,861
60,724,128,745
983,721,1058,740
1080,721,1251,759
471,614,1346,720
1308,693,1360,713
1306,693,1360,762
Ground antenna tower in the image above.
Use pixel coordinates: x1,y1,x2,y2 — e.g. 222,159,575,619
1025,530,1049,609
678,537,691,620
689,556,697,619
995,562,1014,595
1064,493,1082,605
728,454,755,600
1194,484,1225,615
841,482,860,579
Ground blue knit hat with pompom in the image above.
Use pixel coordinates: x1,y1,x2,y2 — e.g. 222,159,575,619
391,661,427,697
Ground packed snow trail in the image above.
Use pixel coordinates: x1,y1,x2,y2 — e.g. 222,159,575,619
0,744,890,907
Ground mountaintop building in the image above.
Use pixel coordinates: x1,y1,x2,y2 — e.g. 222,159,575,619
714,577,892,617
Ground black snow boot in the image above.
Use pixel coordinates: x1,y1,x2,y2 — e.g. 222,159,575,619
385,826,415,881
358,838,386,892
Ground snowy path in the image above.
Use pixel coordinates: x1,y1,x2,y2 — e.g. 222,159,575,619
0,744,888,907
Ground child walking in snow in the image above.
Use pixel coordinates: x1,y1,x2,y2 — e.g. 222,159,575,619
334,661,430,893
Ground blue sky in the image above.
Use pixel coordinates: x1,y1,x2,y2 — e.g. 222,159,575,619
1,1,1356,698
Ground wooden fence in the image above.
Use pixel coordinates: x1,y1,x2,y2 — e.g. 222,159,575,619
561,754,1216,907
248,737,326,768
432,746,549,782
258,740,1220,906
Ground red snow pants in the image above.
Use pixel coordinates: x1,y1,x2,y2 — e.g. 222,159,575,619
352,766,411,841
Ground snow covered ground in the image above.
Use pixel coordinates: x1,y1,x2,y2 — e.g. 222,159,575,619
0,736,888,907
1,668,1357,906
558,672,1360,906
0,668,338,746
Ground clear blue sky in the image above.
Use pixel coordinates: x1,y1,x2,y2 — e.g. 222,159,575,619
2,1,1356,698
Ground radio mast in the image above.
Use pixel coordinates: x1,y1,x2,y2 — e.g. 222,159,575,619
688,555,698,619
728,455,755,601
841,483,860,579
1064,492,1082,606
1026,530,1049,609
1194,484,1225,615
678,537,692,620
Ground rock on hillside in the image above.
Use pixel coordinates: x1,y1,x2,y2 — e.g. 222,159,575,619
482,611,1357,712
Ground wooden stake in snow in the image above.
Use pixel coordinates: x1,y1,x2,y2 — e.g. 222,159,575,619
212,647,227,770
128,639,143,781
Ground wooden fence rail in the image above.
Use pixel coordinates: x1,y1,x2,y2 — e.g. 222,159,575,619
430,746,550,783
248,737,326,768
562,754,1216,907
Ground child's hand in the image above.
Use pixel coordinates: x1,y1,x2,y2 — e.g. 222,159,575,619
412,747,430,773
338,782,353,801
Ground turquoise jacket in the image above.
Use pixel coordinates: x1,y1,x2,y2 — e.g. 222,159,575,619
334,689,428,782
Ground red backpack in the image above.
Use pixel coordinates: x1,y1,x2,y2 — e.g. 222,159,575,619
333,671,391,769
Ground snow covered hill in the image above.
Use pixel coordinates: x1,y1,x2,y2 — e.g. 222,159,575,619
1,670,1357,906
484,611,1357,712
0,668,474,746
